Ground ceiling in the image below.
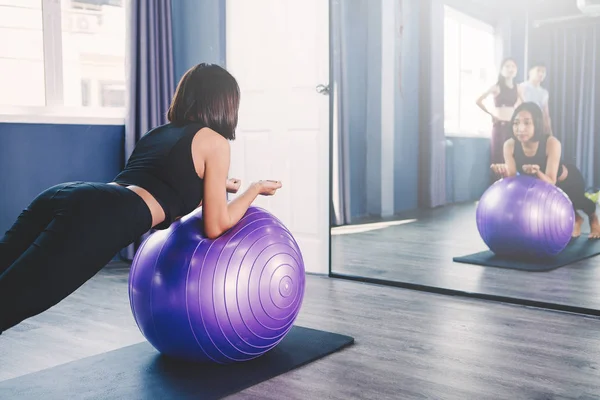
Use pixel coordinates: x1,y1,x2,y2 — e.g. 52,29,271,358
447,0,585,21
526,0,582,19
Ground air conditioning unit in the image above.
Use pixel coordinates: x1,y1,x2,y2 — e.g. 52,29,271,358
577,0,600,15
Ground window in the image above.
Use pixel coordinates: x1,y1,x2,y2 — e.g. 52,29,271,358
0,0,127,124
99,81,126,107
0,0,45,107
444,6,497,136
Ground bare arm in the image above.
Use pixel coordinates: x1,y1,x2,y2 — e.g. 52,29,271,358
490,139,517,179
515,84,525,107
543,102,551,122
476,85,500,118
201,130,282,239
535,137,561,185
202,134,261,239
502,139,518,177
542,95,553,135
194,178,240,208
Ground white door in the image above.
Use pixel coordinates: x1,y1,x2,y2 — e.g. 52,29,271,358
226,0,330,275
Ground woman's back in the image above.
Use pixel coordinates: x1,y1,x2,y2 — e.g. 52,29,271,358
114,122,205,229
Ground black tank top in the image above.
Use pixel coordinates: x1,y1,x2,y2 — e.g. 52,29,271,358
114,122,205,230
494,83,518,107
513,135,564,178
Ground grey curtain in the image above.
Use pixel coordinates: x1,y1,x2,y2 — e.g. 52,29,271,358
125,0,175,158
418,0,446,208
121,0,175,260
545,22,600,190
331,0,351,226
331,0,390,225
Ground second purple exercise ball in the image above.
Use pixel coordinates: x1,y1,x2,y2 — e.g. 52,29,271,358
128,206,305,364
476,175,574,258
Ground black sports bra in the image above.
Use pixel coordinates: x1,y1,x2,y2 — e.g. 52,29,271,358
494,84,518,107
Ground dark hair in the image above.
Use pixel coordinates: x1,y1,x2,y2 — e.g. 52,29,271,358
529,61,546,70
167,63,240,140
510,102,547,142
496,57,517,91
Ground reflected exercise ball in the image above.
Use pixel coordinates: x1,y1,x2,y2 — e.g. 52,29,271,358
128,206,305,364
476,175,574,258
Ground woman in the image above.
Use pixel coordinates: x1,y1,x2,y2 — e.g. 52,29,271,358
476,58,524,164
0,63,282,333
491,102,600,239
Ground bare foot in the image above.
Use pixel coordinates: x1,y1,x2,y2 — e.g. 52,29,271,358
589,214,600,239
573,213,583,238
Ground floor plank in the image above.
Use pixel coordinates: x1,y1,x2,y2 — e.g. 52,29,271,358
332,202,600,311
2,262,600,399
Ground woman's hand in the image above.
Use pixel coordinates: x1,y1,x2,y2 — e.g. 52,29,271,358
490,163,509,177
522,164,541,175
226,178,241,194
253,180,282,196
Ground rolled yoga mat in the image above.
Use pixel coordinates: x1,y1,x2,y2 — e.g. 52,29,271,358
0,326,354,400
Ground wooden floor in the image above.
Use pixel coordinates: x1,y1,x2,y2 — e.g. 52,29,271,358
2,262,600,399
332,202,600,311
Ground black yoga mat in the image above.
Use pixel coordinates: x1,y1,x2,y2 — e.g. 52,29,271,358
453,236,600,272
0,326,354,400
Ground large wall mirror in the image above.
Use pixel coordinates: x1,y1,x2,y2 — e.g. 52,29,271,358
329,0,600,315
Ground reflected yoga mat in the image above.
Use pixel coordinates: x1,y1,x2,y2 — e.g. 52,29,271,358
0,326,354,400
453,236,600,272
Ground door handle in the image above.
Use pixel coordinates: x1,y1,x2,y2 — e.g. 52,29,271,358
316,84,330,95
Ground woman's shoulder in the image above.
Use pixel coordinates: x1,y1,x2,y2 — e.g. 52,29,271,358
503,137,516,154
545,135,561,148
191,126,230,154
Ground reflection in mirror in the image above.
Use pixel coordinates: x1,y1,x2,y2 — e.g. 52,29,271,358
330,0,600,313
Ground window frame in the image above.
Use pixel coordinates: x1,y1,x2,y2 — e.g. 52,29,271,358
443,5,498,138
0,0,126,125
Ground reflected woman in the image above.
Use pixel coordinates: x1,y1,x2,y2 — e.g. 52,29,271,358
491,102,600,239
476,58,524,164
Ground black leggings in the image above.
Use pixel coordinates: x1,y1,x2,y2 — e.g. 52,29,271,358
557,164,597,216
0,182,152,332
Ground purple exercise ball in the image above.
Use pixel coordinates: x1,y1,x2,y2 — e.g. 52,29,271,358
476,175,575,258
128,206,305,364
